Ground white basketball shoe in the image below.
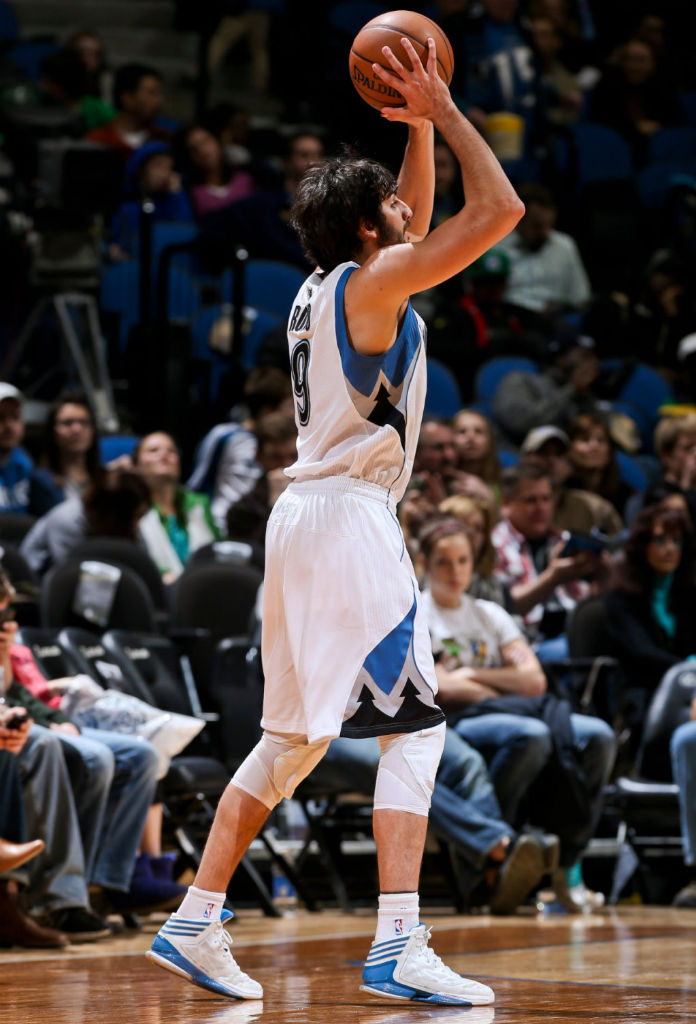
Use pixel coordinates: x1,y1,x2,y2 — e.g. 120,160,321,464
146,909,263,999
360,923,494,1006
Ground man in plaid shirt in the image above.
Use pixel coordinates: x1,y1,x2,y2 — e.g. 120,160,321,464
492,462,601,658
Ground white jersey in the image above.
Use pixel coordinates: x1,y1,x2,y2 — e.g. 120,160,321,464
285,261,427,503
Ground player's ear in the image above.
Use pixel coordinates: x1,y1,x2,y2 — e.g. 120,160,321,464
357,217,378,241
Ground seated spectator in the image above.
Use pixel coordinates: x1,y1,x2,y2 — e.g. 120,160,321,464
419,516,615,910
496,184,591,324
108,141,194,258
0,579,162,939
39,47,114,133
133,432,220,582
187,366,293,533
202,102,253,168
492,462,604,658
589,36,683,165
425,249,549,394
653,414,696,522
431,139,462,228
0,384,60,517
34,392,102,504
605,504,696,907
565,412,636,520
1,712,72,942
452,409,502,493
4,610,186,916
411,418,475,506
66,28,111,102
201,131,324,272
86,62,171,161
627,252,696,377
397,485,438,565
491,328,624,445
20,468,150,574
464,0,545,154
315,727,556,914
179,123,256,219
529,13,584,126
224,412,297,548
438,492,512,610
520,424,624,535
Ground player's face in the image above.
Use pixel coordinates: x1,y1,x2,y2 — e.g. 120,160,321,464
377,194,412,247
428,533,474,607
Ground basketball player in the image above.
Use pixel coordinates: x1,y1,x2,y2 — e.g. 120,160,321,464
147,38,523,1006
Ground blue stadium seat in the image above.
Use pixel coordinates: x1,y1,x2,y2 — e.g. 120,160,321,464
191,305,283,401
498,449,520,469
222,259,305,321
638,161,696,209
99,435,139,464
9,40,58,81
569,122,634,188
100,260,139,352
474,356,538,404
615,451,648,493
618,362,673,431
679,91,696,125
424,358,462,418
0,1,18,41
648,125,696,163
329,2,389,37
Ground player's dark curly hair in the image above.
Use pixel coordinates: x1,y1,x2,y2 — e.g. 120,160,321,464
291,155,397,272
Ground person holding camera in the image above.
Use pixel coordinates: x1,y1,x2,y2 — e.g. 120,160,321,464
492,461,609,661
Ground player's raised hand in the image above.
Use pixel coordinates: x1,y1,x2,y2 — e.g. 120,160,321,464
373,37,452,124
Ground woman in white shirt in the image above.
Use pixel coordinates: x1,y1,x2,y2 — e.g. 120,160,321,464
419,516,616,911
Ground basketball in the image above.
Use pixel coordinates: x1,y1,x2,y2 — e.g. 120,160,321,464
349,9,454,110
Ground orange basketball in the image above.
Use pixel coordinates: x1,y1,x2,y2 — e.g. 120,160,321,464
349,9,454,110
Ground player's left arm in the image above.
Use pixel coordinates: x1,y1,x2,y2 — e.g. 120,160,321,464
397,121,434,242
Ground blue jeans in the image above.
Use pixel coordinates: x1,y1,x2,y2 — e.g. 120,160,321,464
16,726,90,913
452,711,616,843
671,720,696,867
56,728,159,891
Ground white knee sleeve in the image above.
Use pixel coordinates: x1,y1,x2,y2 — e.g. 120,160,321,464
231,731,331,809
374,722,446,817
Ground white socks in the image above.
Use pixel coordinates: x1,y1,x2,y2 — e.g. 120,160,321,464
375,891,420,942
177,884,226,922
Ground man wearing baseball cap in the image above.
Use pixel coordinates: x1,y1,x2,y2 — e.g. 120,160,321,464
520,425,623,536
0,385,58,516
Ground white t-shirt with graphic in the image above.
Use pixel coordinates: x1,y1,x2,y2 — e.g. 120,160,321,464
422,588,521,669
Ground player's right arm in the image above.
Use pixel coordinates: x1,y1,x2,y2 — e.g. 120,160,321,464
355,38,524,307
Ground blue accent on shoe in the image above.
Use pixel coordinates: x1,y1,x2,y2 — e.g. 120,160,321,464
363,960,401,985
151,934,186,958
221,909,234,924
149,935,239,999
360,980,472,1006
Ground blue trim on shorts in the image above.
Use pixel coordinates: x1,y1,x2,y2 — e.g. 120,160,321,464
363,596,417,695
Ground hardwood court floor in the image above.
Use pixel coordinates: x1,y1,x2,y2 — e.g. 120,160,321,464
3,905,696,1024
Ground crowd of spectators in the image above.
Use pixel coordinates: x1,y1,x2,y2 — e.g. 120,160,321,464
2,0,696,946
